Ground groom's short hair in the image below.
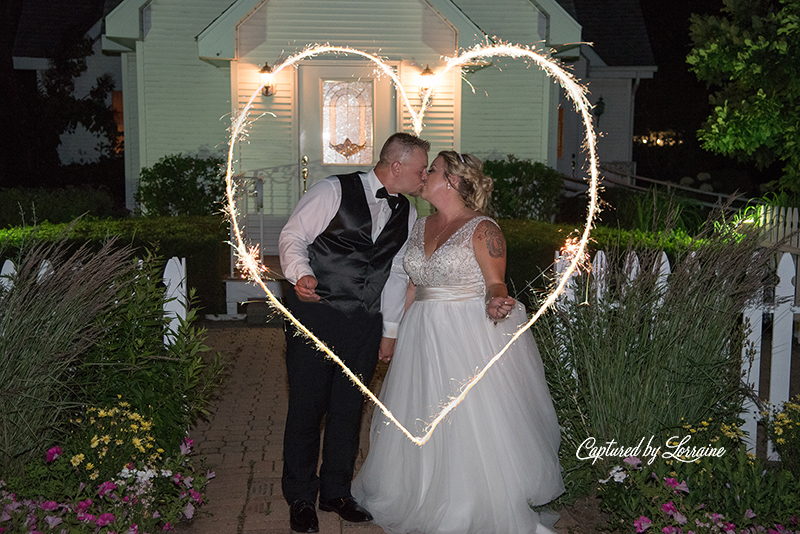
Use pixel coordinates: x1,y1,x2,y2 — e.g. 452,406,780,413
378,133,430,166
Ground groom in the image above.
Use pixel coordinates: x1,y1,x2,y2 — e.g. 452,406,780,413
278,132,430,533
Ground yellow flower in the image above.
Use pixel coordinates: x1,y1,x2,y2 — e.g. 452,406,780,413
777,438,786,445
90,471,99,480
140,421,152,431
71,454,85,466
86,463,95,470
102,435,111,444
775,427,784,436
130,424,139,432
157,448,164,453
91,435,100,448
115,439,123,445
701,421,710,427
119,401,130,408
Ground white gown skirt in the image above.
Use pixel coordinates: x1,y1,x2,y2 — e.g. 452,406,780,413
352,292,565,534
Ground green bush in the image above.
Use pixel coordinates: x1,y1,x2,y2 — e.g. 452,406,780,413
597,185,710,234
0,215,230,314
135,154,225,216
484,155,563,221
0,187,116,228
76,253,225,453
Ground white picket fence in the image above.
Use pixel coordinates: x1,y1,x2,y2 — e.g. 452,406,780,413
553,242,794,458
0,256,187,346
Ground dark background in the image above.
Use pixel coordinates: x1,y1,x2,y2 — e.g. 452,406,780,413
0,1,781,200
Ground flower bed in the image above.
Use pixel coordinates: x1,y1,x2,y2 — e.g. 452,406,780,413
1,438,210,533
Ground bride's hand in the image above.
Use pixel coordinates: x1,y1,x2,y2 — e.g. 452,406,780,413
487,296,515,321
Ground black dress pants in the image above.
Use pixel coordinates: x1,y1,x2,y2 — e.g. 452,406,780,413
281,290,382,504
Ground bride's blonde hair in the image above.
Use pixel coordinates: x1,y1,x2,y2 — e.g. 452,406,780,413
438,150,493,213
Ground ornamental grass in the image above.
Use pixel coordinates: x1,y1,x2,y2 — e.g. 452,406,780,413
533,210,781,502
0,231,136,475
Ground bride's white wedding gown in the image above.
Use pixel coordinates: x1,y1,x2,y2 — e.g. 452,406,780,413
352,216,564,534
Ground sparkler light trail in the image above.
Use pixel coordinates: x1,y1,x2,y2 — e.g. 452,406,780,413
224,42,600,446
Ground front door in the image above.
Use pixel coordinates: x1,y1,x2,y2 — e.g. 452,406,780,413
298,61,396,195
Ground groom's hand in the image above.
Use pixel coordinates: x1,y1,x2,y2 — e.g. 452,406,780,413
294,275,321,302
378,337,396,363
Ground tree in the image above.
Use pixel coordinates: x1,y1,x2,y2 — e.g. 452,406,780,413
687,0,800,191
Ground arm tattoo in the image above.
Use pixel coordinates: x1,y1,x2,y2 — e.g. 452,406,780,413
481,224,506,258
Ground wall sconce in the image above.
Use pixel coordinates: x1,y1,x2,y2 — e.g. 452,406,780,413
419,64,435,104
260,63,275,97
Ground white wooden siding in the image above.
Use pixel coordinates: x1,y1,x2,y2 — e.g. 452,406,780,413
450,0,553,162
139,0,232,167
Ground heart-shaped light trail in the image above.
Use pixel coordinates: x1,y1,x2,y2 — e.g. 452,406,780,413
224,42,599,446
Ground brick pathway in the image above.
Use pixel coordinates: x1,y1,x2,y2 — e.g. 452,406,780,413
182,320,388,534
183,320,569,534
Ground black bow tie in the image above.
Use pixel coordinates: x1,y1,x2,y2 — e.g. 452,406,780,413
376,187,400,211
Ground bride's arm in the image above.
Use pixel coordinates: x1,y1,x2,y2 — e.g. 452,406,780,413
474,220,515,321
404,279,417,314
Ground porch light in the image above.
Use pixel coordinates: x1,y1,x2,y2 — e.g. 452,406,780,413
419,64,435,104
260,63,275,97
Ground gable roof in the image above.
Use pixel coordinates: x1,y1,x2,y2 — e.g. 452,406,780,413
564,0,655,67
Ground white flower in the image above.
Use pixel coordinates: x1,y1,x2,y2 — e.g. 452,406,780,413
119,467,133,479
599,465,625,484
161,469,173,477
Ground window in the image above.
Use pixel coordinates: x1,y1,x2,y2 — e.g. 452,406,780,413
322,80,373,165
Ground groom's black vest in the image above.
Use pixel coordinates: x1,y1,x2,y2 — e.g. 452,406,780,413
306,172,410,317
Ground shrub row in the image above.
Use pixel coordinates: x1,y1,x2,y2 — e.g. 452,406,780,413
0,216,230,314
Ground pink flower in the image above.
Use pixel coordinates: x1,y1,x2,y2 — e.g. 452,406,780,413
76,512,96,523
172,473,184,486
710,513,724,524
75,499,92,513
125,524,139,534
183,476,194,489
98,481,118,498
674,480,689,493
44,516,62,528
662,527,682,534
95,513,115,527
662,502,678,517
206,470,215,480
189,489,202,504
163,522,173,530
635,516,652,533
674,512,688,525
40,501,58,511
624,456,643,469
746,510,757,519
180,438,194,455
184,502,195,520
46,447,63,463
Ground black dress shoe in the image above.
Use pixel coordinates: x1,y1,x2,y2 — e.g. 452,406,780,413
289,500,319,533
318,496,373,523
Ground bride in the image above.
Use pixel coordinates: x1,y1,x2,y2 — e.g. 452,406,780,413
352,150,565,534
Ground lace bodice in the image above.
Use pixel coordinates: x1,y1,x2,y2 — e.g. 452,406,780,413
403,215,495,289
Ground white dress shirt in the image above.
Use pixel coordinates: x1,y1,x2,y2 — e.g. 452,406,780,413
279,169,417,338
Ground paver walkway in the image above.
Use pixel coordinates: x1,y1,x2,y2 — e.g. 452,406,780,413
181,319,571,534
181,320,388,534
